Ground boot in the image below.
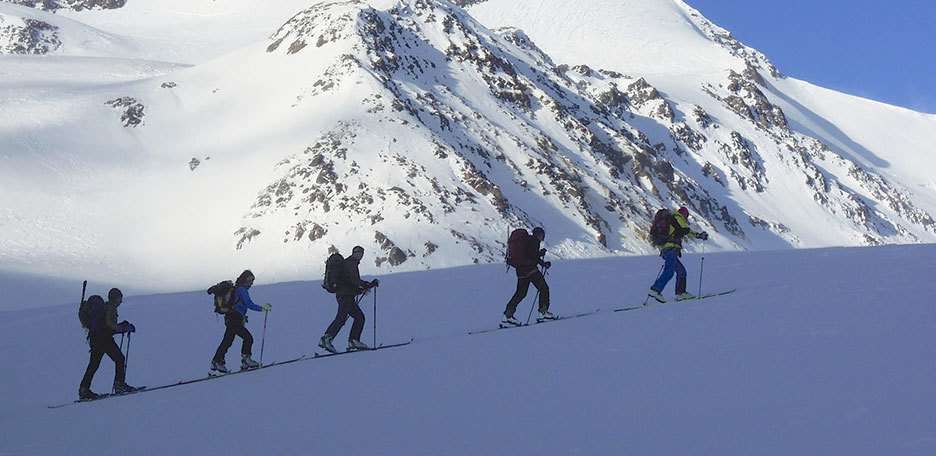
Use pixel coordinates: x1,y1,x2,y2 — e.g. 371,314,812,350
347,339,369,351
78,386,101,400
113,382,142,394
501,314,521,327
210,360,230,374
537,310,557,321
241,354,260,369
675,277,694,301
648,288,666,303
318,335,337,354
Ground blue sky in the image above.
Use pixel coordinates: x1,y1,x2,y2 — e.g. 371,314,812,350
685,0,936,114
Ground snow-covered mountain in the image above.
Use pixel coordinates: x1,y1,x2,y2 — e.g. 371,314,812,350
2,0,935,304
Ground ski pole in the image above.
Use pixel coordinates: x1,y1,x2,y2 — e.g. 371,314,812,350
124,332,131,372
259,311,268,366
373,286,377,348
698,241,706,296
644,263,665,305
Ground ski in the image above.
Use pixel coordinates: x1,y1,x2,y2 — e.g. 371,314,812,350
312,338,414,358
615,288,737,312
535,309,600,324
469,309,600,335
48,356,306,409
48,387,149,408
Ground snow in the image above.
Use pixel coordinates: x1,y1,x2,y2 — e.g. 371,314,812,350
2,244,935,454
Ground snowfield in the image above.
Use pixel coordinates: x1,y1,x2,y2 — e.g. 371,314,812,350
1,244,934,455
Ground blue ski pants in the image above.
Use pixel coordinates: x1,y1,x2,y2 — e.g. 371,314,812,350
651,247,686,292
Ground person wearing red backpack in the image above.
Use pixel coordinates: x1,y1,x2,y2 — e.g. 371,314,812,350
502,226,554,326
648,207,708,303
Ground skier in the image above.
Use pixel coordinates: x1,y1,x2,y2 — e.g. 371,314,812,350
318,246,378,353
502,226,554,326
211,270,271,373
648,206,708,302
79,288,141,399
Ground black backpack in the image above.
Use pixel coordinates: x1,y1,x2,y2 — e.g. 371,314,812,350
207,280,237,314
322,253,345,293
79,295,107,332
649,209,674,246
505,229,530,267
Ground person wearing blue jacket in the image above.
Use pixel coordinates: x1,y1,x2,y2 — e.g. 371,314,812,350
211,270,271,373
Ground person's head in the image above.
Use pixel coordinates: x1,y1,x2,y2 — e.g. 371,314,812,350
107,288,123,306
236,270,255,287
532,227,546,241
677,207,689,218
351,245,365,261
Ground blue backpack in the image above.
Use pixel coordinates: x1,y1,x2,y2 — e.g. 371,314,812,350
78,295,107,332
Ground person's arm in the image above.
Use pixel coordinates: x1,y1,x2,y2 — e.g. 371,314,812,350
236,286,263,312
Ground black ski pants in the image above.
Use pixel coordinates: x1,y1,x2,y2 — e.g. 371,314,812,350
504,268,550,317
80,332,125,390
325,293,365,342
213,312,253,363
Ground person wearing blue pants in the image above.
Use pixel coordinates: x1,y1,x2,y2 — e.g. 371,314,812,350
648,207,708,302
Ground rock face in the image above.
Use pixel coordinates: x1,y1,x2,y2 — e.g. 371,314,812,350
0,13,60,54
227,0,934,269
4,0,125,12
4,0,933,275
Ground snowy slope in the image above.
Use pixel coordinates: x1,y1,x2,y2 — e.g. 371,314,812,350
2,0,936,310
1,245,935,454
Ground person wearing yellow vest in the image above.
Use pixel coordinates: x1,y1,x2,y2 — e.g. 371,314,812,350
648,207,708,303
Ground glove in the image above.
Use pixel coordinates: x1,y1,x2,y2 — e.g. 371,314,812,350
542,261,552,269
116,321,133,333
261,303,272,312
126,323,136,333
539,248,547,257
370,279,379,288
698,231,709,240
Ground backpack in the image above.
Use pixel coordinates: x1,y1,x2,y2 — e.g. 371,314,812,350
322,252,345,293
78,295,107,332
649,209,673,247
207,280,237,314
506,229,531,267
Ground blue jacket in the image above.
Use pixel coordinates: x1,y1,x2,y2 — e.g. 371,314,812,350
232,285,263,316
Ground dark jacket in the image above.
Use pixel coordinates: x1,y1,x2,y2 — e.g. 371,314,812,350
337,256,368,296
515,236,548,276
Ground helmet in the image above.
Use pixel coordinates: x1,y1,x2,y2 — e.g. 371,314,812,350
531,227,545,237
677,207,689,218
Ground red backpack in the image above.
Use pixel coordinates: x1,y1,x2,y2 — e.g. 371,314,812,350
649,209,673,246
506,229,531,267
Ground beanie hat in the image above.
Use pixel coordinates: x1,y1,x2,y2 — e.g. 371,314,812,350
532,227,545,237
107,288,122,302
677,207,689,218
352,245,365,254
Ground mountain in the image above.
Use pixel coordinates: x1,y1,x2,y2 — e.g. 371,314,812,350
1,0,935,305
2,245,935,454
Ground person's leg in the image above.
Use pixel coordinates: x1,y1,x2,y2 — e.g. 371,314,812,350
504,276,532,317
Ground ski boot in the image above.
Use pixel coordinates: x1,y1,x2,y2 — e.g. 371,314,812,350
537,310,558,322
113,382,142,394
501,314,521,328
78,386,101,400
648,288,666,303
675,293,696,301
241,354,260,370
347,339,369,351
210,359,230,375
318,335,337,354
